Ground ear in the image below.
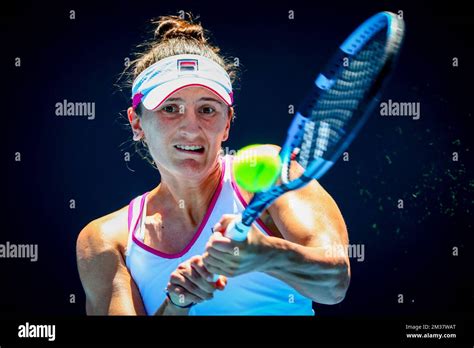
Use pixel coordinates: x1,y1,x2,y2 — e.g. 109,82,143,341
222,107,233,142
127,107,144,140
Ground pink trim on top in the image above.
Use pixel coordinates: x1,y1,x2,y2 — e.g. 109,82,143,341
127,198,134,232
151,83,233,110
131,157,226,259
228,156,275,237
128,192,149,237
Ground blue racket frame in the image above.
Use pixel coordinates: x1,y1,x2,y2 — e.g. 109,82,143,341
227,11,405,238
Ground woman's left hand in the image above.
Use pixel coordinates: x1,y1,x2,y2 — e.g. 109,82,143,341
202,214,273,277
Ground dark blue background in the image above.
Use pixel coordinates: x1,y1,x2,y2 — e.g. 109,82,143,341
2,0,472,318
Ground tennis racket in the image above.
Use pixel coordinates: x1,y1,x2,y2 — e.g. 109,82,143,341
212,11,405,280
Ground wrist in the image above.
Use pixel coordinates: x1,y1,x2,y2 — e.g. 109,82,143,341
154,296,189,315
165,296,191,315
166,291,195,309
154,292,193,315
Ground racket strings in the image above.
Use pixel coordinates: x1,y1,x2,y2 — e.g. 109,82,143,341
297,31,388,168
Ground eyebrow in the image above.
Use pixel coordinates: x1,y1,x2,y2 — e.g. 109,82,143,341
164,97,224,105
199,97,224,105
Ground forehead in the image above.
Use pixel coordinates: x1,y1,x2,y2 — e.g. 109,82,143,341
165,86,223,103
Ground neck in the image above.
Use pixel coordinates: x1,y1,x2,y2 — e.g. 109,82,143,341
148,159,223,227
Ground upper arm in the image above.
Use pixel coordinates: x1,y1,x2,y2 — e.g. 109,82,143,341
76,221,146,315
270,175,349,249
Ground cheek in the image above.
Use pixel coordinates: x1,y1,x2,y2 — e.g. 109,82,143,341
142,118,169,149
143,116,166,136
205,120,228,146
210,114,229,135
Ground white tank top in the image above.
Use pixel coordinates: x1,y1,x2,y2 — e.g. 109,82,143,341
125,155,314,315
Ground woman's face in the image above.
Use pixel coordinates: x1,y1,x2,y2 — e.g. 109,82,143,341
131,86,232,180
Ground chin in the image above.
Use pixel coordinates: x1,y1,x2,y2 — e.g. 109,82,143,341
173,158,212,178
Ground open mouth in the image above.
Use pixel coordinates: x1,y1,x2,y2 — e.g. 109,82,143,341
174,144,205,154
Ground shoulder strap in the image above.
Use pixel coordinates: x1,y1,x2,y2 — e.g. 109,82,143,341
125,193,147,256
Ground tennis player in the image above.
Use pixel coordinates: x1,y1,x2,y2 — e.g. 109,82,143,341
76,14,350,315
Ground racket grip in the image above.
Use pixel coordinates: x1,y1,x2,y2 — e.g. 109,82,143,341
224,215,250,242
210,215,251,283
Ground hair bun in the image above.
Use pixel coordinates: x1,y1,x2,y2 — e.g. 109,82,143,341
154,15,207,43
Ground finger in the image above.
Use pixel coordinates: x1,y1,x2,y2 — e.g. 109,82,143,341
207,247,238,266
190,256,214,281
212,222,223,233
220,214,238,222
187,262,216,293
203,255,234,277
202,252,221,269
213,214,237,231
208,238,235,254
216,276,228,290
207,231,234,254
170,271,214,301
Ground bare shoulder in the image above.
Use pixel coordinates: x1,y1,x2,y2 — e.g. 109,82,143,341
76,205,130,263
76,204,147,315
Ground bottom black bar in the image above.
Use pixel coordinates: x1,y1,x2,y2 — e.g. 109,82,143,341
0,316,472,346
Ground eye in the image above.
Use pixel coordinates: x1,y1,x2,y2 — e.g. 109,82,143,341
200,106,216,115
160,104,179,113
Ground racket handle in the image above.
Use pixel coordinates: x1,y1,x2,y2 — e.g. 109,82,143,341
224,214,250,242
211,215,251,283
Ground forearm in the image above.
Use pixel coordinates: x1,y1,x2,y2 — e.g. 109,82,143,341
262,236,350,305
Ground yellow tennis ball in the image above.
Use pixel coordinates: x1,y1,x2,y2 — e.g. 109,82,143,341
232,145,282,193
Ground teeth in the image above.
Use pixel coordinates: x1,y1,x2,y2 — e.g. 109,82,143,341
175,145,204,151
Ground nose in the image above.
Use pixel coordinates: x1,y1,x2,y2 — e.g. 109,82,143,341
178,108,201,136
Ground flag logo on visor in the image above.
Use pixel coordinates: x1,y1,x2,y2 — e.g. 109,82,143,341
177,59,198,72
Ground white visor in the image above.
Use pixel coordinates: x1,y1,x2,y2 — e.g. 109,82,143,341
132,54,233,111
